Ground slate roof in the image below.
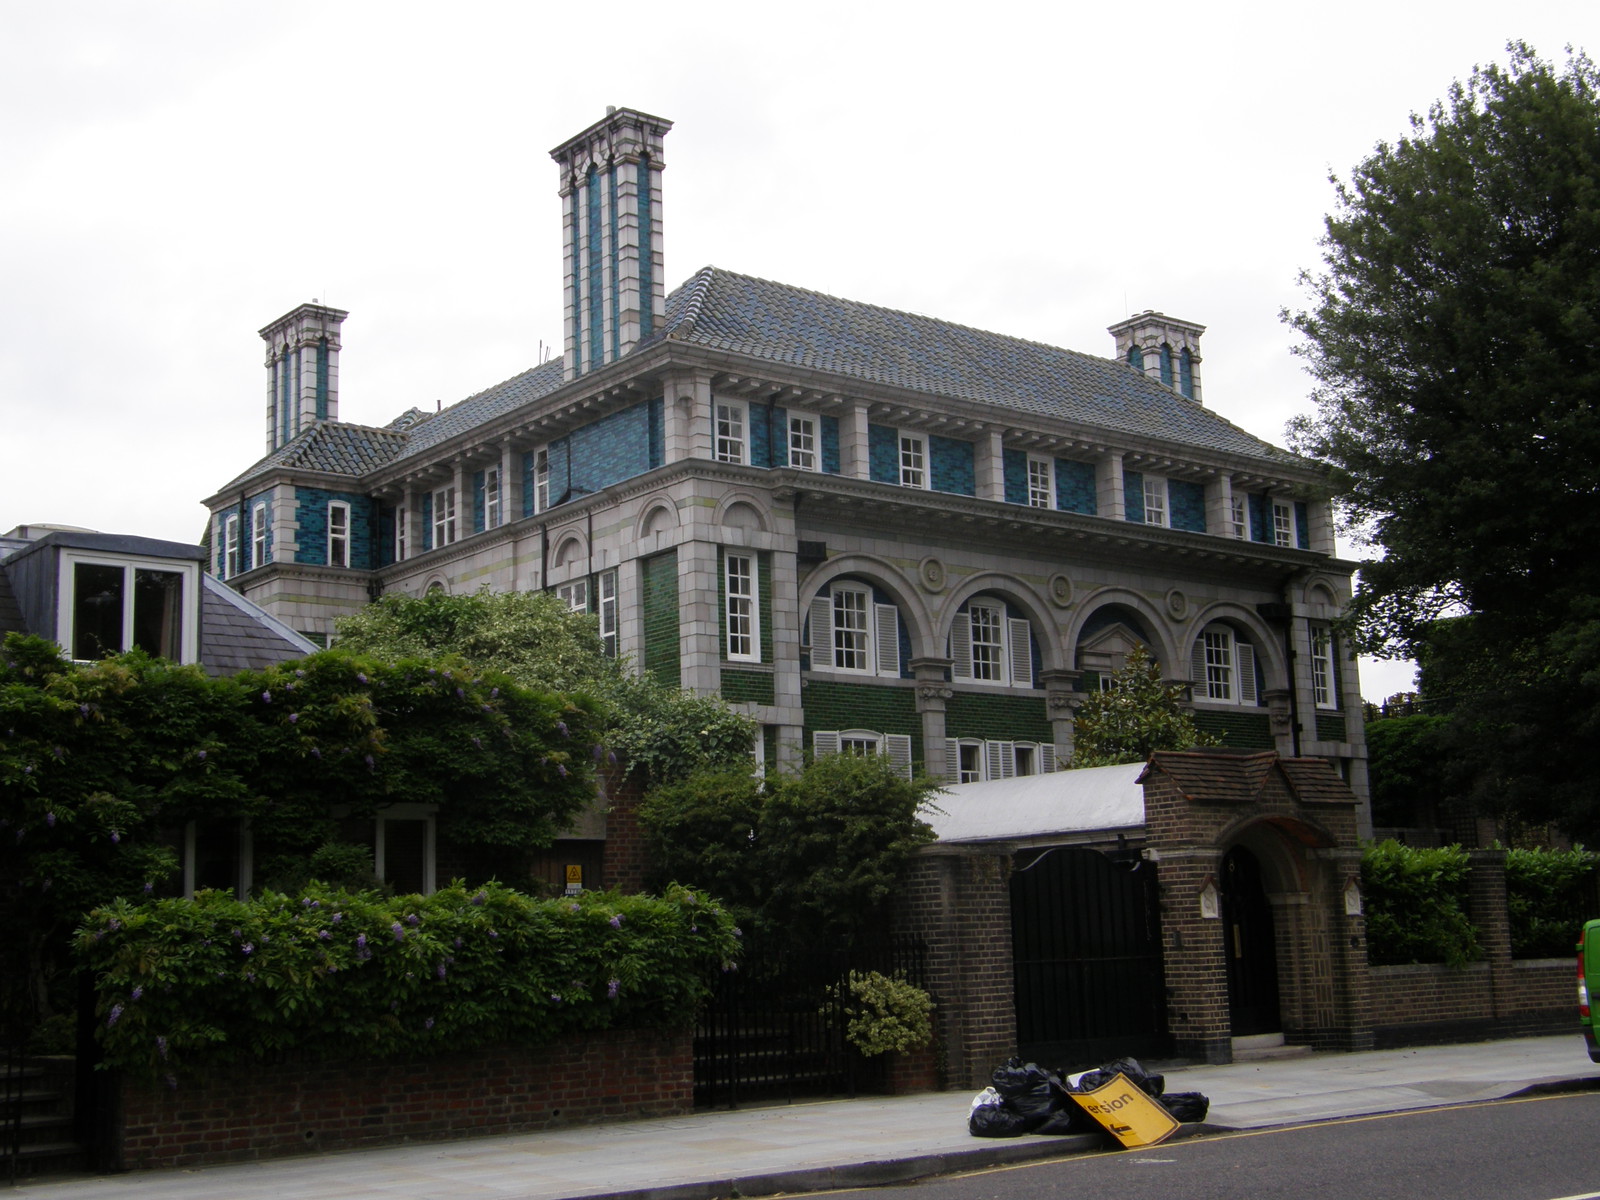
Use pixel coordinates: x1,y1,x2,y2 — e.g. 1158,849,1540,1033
199,574,319,676
1139,750,1356,807
219,265,1305,492
652,267,1302,464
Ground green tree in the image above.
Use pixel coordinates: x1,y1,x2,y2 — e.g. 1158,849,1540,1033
1363,713,1452,829
638,752,939,950
1285,44,1600,837
334,590,754,786
1068,645,1216,767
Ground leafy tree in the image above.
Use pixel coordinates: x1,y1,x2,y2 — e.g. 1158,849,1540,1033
638,752,939,950
334,590,754,786
1285,45,1600,837
1364,713,1452,829
1068,644,1217,767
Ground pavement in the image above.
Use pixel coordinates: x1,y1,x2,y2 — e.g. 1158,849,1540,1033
14,1033,1599,1200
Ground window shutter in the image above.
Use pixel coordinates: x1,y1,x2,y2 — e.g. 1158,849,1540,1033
809,596,834,668
885,734,913,780
1008,618,1032,687
985,740,1015,780
1190,635,1208,692
875,604,900,676
1238,642,1258,704
951,613,972,679
944,739,960,780
813,730,839,758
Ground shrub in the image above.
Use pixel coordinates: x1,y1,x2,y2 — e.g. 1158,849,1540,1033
1506,845,1598,958
74,880,739,1081
1360,840,1480,967
829,970,933,1057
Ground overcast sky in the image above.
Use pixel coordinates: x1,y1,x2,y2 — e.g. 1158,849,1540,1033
4,2,1594,701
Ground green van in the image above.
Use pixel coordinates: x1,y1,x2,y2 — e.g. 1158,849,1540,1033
1579,920,1600,1062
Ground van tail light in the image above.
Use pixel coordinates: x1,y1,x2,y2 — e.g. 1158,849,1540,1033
1580,949,1591,1019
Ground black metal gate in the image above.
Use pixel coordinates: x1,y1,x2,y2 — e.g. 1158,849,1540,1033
1011,846,1168,1068
694,939,926,1109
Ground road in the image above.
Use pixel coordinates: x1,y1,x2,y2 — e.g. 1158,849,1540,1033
824,1091,1600,1200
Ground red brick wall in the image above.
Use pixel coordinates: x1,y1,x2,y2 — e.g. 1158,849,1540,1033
599,764,650,894
117,1027,692,1171
1369,959,1570,1037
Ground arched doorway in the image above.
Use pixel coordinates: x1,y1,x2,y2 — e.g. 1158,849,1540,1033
1221,844,1280,1036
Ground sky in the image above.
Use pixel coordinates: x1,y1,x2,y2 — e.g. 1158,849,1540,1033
3,1,1595,703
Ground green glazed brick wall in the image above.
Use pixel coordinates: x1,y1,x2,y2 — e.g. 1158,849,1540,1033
721,668,776,706
641,550,680,687
944,692,1052,743
1193,709,1276,749
802,680,922,765
1316,711,1349,743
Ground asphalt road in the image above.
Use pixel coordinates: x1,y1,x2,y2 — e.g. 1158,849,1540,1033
828,1091,1600,1200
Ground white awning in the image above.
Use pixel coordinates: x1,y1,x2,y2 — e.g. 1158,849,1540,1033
927,762,1146,844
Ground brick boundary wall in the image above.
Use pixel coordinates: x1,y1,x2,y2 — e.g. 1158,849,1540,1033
115,1027,692,1171
1369,959,1572,1047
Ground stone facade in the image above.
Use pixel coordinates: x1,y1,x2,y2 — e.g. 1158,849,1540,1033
202,108,1368,828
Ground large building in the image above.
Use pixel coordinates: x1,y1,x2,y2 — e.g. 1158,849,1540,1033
202,108,1366,812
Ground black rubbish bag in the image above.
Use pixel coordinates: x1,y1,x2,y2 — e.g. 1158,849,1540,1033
969,1103,1031,1138
988,1058,1070,1132
1159,1091,1210,1123
1074,1056,1164,1097
1033,1105,1099,1136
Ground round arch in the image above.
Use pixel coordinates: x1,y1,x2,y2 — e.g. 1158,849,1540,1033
635,495,678,540
1068,587,1182,672
939,572,1064,673
550,531,588,569
1184,601,1287,690
713,491,771,533
800,553,934,660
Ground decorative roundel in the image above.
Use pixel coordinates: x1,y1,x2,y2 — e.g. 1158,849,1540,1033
919,557,947,592
1165,588,1189,620
1048,573,1074,608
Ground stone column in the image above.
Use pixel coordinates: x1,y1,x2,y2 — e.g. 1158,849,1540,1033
1096,452,1126,522
911,657,954,779
1038,668,1081,762
975,429,1005,502
841,400,871,480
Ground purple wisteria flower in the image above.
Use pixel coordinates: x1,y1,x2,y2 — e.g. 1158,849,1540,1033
556,721,569,737
569,903,580,914
364,754,376,770
142,881,153,894
79,703,90,716
356,672,368,685
318,930,332,941
471,890,487,906
435,963,447,979
392,922,405,942
425,1017,435,1030
110,831,120,844
557,764,568,778
156,1036,168,1059
471,736,482,749
607,978,620,1000
45,811,55,827
261,690,271,704
303,897,320,909
197,749,207,761
242,943,254,956
288,713,299,724
549,993,562,1003
331,912,343,923
131,986,143,1001
310,747,321,759
453,937,463,949
609,914,623,930
490,687,499,699
107,1004,123,1027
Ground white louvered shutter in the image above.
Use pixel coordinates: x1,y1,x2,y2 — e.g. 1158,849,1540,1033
885,734,913,780
1190,635,1208,693
1238,642,1258,704
945,739,961,780
951,613,972,680
985,740,1015,780
809,596,834,669
1008,618,1032,687
875,604,900,676
813,730,840,758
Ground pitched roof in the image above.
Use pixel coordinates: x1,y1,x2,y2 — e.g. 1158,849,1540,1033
219,421,412,492
1139,749,1356,807
653,267,1302,464
391,360,563,464
199,574,319,676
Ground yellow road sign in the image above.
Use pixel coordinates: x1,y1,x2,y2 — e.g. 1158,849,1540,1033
1068,1073,1180,1149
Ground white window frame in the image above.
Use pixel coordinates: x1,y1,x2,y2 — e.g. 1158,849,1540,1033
1142,476,1168,527
809,584,901,677
715,399,749,465
251,502,269,568
557,579,589,613
484,466,502,529
1230,495,1248,540
898,431,928,489
222,513,240,580
724,552,760,663
374,806,437,895
1192,625,1257,706
950,602,1034,688
534,448,551,513
183,817,253,900
1272,500,1295,547
432,486,457,548
57,550,201,665
1027,456,1054,509
945,737,1058,782
1311,624,1336,710
395,505,408,561
327,500,351,568
597,569,618,658
812,729,914,779
789,414,818,471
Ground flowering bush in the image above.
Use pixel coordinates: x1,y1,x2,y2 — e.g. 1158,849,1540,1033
74,881,739,1081
828,970,933,1057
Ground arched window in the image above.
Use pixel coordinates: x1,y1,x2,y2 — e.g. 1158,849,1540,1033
1160,344,1174,388
1127,345,1145,371
808,581,901,677
950,597,1034,687
1179,348,1195,399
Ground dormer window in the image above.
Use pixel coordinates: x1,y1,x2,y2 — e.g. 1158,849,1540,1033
59,551,200,664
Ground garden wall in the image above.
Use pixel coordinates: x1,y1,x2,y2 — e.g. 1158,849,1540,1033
115,1027,692,1171
1369,958,1572,1047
